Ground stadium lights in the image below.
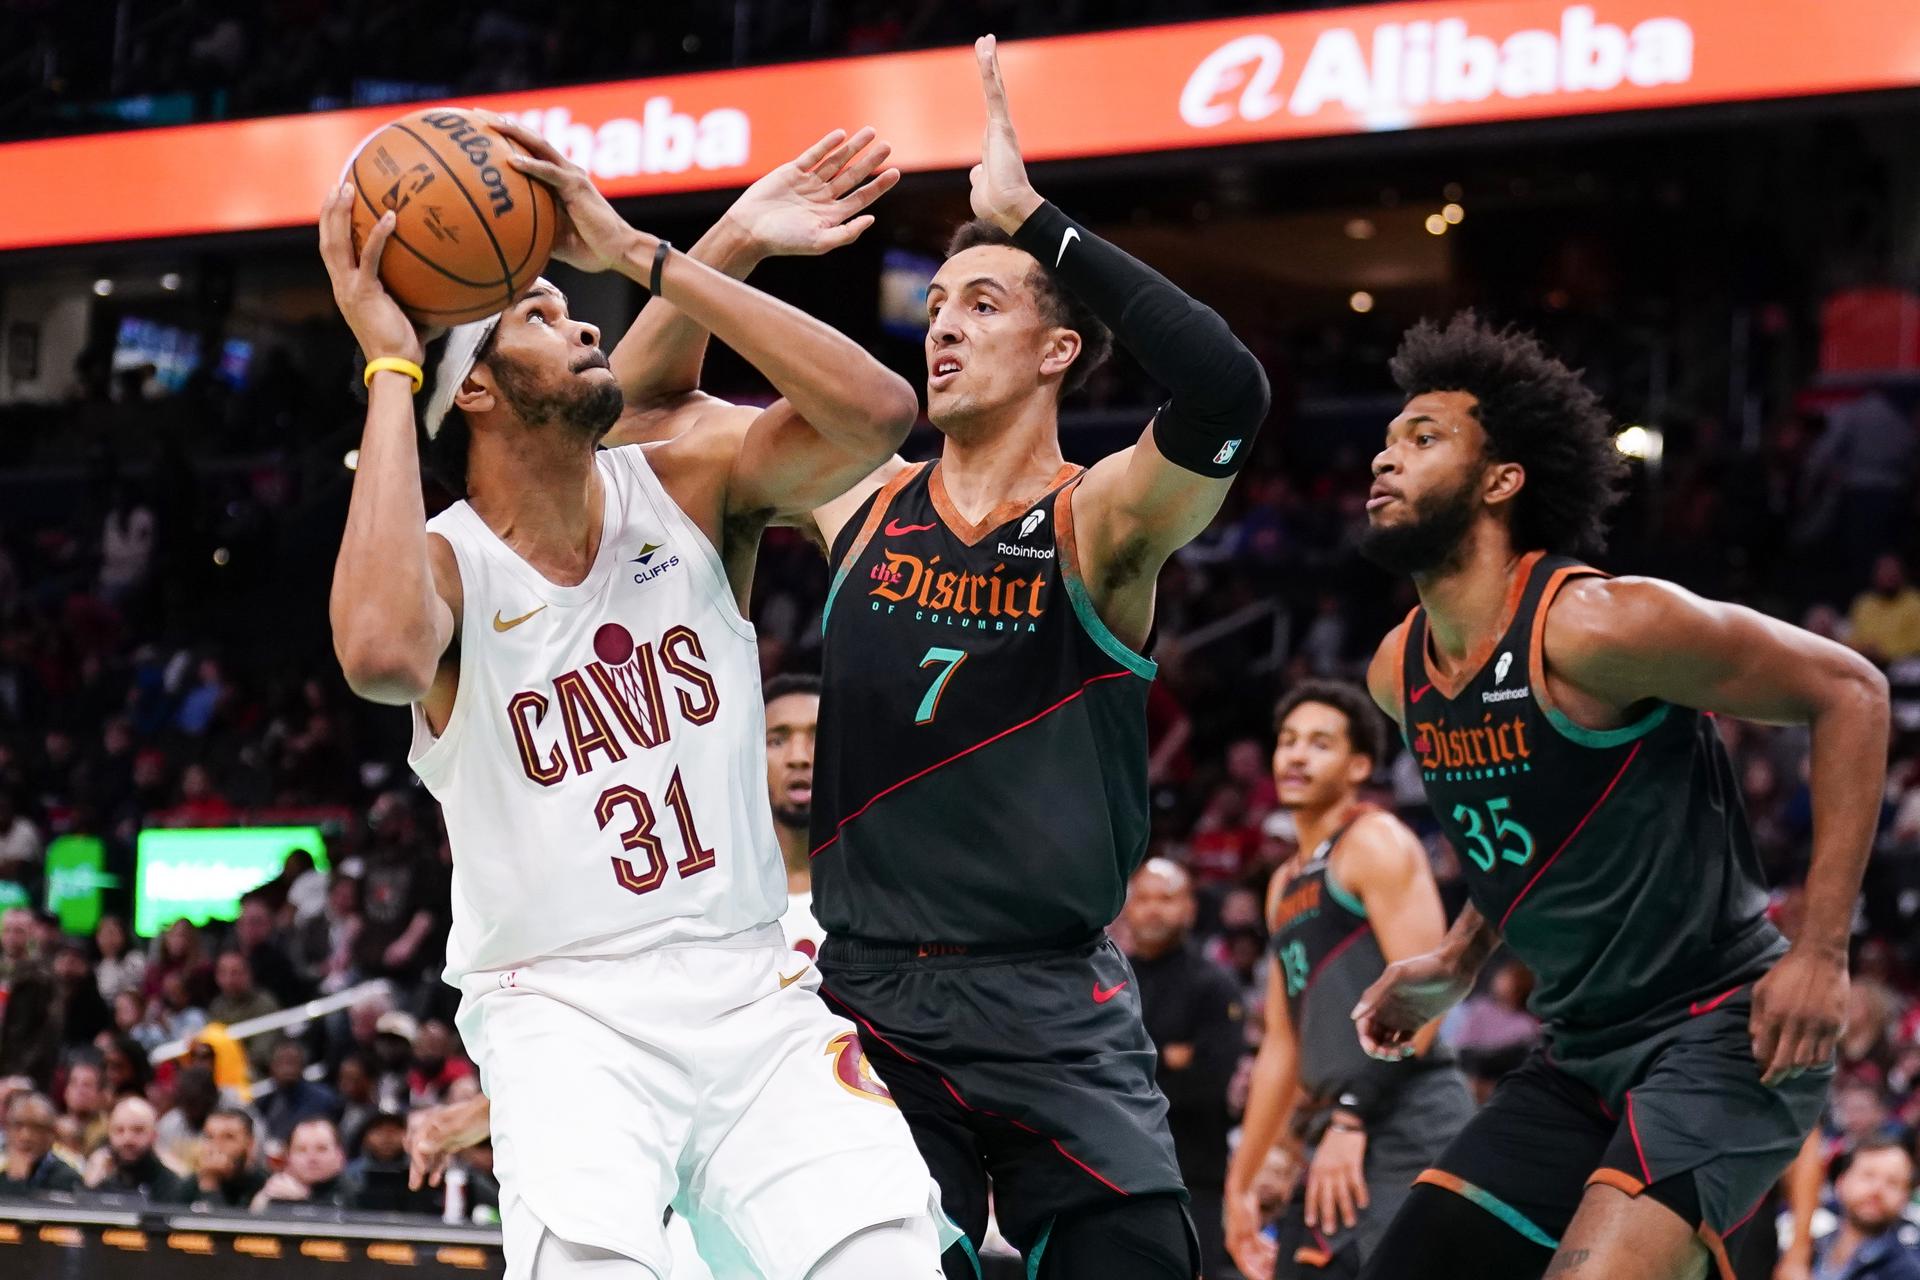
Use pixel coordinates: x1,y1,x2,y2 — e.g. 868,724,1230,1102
1349,291,1375,314
1614,425,1664,464
92,279,113,296
160,273,181,291
212,548,230,567
1425,214,1448,236
1344,218,1376,240
343,449,360,471
1442,202,1465,224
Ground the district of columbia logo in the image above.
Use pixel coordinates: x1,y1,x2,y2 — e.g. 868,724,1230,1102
1483,649,1530,704
1213,438,1243,466
631,540,681,585
1018,509,1047,540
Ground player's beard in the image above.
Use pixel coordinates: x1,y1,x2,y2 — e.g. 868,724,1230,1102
489,350,624,443
1359,470,1480,576
771,801,810,833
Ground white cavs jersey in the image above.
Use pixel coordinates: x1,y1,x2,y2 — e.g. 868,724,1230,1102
408,445,785,984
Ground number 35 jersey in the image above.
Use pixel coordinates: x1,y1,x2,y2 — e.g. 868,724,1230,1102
810,462,1155,945
1400,552,1783,1054
408,445,785,986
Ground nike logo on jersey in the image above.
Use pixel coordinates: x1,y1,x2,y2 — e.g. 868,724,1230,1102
1056,226,1080,266
492,605,547,632
1092,980,1128,1004
1409,682,1433,704
778,967,810,989
884,519,938,536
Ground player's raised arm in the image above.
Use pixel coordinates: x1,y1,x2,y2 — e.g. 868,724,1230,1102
964,37,1270,596
598,127,900,443
319,184,458,705
1540,575,1890,1085
491,117,915,520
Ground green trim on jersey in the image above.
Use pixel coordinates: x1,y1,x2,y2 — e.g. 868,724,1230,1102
1026,1218,1054,1279
1325,864,1368,919
1543,701,1670,749
820,557,857,633
1062,572,1158,680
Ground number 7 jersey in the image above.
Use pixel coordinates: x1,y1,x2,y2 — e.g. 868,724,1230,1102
810,462,1156,945
408,445,785,985
1399,551,1783,1054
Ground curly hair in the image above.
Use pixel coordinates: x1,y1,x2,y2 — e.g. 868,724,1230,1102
944,219,1113,397
1389,312,1627,558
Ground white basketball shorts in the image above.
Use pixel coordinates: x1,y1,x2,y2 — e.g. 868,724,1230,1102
455,924,953,1280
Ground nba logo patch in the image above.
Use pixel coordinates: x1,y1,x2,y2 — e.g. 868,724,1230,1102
1213,439,1242,466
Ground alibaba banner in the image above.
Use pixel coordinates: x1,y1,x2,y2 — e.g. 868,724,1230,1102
134,827,328,937
0,0,1916,250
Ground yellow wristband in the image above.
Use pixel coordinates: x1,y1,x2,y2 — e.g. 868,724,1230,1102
363,357,424,393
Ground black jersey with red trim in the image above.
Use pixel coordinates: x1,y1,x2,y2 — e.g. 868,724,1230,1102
809,461,1155,945
1400,552,1784,1054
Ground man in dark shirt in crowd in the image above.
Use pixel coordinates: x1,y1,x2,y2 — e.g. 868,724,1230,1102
258,1037,342,1144
1804,1136,1920,1280
344,1110,437,1213
352,792,444,982
83,1096,191,1202
0,908,59,1087
234,893,311,1008
0,1090,82,1193
1123,857,1249,1279
190,1107,267,1209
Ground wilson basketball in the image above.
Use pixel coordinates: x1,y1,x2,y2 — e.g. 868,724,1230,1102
346,108,555,325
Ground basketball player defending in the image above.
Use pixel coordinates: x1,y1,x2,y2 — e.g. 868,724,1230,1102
1348,315,1887,1280
763,673,826,958
319,129,951,1278
1224,681,1473,1279
588,38,1266,1274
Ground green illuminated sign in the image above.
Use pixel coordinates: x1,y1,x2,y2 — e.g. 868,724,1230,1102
44,835,115,935
134,827,329,937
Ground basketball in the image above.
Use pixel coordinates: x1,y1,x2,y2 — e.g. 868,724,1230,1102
346,107,555,326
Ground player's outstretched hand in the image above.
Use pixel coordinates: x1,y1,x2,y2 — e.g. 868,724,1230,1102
725,127,901,257
318,184,423,366
1749,945,1846,1087
969,35,1043,234
407,1094,493,1190
1351,949,1472,1060
483,113,639,275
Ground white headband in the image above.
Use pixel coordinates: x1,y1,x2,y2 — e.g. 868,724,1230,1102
421,313,502,440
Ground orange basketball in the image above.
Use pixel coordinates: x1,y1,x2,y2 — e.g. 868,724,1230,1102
347,108,555,326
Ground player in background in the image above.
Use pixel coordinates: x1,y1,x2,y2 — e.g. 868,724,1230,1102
1348,314,1888,1280
1224,681,1473,1279
763,673,826,957
323,117,951,1278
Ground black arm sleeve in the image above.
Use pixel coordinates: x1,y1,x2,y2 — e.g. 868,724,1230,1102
1010,201,1271,477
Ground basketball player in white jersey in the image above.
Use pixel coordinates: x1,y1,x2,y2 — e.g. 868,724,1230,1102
319,122,951,1280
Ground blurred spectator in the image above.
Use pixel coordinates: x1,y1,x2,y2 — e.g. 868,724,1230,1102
97,1032,152,1101
298,873,361,993
51,939,111,1047
0,916,58,1085
1122,858,1246,1280
343,1110,429,1213
174,660,230,738
252,1116,348,1210
97,486,156,605
189,1106,266,1208
1830,1081,1909,1151
0,1090,81,1192
406,1020,473,1109
335,1052,380,1155
149,969,209,1045
1187,785,1261,887
153,1066,219,1171
1441,957,1542,1103
157,762,236,825
82,1096,190,1201
281,849,331,925
0,789,41,883
1849,555,1920,665
0,903,38,982
144,918,215,1008
207,951,279,1075
91,915,145,1003
258,1037,341,1145
233,892,312,1007
1804,1136,1920,1280
354,792,443,983
60,1050,109,1153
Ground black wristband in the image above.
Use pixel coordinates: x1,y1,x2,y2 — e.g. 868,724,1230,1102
649,239,671,295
